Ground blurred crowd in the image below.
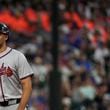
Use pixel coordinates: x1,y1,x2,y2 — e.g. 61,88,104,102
1,0,110,110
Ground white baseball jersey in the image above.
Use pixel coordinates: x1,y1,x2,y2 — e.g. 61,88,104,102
0,47,33,102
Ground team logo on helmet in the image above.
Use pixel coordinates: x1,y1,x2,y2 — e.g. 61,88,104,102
0,23,9,35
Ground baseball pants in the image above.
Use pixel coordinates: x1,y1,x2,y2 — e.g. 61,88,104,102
0,104,28,110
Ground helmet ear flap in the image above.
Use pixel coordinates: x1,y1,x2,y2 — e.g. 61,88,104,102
0,23,9,35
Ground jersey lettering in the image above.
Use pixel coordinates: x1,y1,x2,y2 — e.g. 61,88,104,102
0,63,13,77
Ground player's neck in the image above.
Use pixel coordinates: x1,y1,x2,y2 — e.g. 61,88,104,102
0,44,7,53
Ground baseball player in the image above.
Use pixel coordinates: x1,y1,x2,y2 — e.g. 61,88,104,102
0,23,34,110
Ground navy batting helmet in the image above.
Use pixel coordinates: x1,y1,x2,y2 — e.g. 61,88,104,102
0,23,9,35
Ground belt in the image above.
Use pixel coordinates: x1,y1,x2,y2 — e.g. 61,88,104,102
0,98,21,106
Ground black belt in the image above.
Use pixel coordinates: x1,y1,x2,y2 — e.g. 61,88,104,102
0,98,21,106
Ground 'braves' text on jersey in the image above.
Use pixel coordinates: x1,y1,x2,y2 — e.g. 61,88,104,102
0,47,33,102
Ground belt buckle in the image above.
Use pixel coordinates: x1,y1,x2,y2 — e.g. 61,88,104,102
8,99,17,105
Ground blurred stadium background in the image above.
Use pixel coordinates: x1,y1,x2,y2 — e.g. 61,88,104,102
1,0,110,110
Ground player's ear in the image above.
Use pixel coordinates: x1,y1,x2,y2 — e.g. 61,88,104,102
5,35,8,41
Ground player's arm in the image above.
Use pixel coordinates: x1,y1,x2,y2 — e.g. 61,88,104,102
17,76,32,110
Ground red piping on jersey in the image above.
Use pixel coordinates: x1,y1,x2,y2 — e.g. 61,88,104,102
0,48,12,59
0,77,5,101
20,74,33,80
0,48,12,101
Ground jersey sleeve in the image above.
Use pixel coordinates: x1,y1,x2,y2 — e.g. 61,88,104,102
17,52,34,79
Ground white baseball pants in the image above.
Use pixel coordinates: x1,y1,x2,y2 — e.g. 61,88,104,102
0,104,28,110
